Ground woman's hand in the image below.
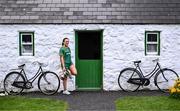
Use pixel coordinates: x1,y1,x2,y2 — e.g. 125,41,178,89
62,67,66,72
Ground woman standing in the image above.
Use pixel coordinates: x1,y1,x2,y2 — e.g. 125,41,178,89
59,38,77,95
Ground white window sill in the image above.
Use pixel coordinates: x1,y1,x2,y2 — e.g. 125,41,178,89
21,53,33,56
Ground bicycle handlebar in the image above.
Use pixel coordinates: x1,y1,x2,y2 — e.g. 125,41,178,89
133,58,159,66
133,58,159,63
32,61,45,66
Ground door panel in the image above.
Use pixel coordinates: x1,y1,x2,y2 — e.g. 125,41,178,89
75,31,103,90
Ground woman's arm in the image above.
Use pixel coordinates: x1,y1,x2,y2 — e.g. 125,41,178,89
60,56,65,71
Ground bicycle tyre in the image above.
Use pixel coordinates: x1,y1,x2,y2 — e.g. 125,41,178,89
118,68,141,92
155,68,179,93
4,72,25,95
38,71,60,95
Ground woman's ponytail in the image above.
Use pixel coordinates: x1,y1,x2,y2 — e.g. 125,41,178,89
62,37,68,46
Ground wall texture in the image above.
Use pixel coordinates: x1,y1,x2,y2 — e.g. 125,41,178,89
0,24,180,92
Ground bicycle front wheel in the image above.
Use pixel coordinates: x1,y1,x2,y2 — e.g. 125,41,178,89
38,71,60,95
155,68,179,92
118,68,141,92
4,72,25,95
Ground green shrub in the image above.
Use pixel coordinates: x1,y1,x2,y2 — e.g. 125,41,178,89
169,79,180,99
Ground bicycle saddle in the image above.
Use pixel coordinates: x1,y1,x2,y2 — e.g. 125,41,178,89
134,61,141,64
18,64,25,68
152,58,159,62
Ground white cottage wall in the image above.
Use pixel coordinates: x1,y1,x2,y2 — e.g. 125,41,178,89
0,25,180,92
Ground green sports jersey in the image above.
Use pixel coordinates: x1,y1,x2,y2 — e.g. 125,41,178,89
59,47,72,64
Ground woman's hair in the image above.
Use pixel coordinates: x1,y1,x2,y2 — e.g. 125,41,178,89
62,37,69,46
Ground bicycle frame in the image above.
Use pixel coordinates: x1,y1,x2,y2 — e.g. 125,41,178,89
19,66,44,83
118,59,179,92
134,62,162,79
4,61,61,95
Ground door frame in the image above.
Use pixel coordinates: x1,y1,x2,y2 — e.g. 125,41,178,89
75,29,103,90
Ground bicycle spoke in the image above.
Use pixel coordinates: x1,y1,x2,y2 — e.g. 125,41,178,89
156,81,167,83
120,75,129,80
4,72,25,95
118,68,141,92
38,71,60,95
155,69,179,92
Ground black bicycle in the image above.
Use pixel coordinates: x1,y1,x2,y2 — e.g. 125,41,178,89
118,59,179,92
4,61,60,95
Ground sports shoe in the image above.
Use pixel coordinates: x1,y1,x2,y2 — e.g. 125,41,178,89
63,90,71,95
60,73,66,80
67,74,72,79
64,71,72,79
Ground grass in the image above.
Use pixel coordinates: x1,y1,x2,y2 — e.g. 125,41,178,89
115,96,180,111
0,96,68,111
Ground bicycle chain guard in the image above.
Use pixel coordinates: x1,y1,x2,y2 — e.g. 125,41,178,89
12,81,25,89
128,78,150,86
12,81,33,89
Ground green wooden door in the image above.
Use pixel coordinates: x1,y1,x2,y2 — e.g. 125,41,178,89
75,30,103,90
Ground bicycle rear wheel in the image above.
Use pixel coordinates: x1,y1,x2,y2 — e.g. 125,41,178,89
4,72,25,95
118,68,141,92
155,68,179,92
38,71,60,95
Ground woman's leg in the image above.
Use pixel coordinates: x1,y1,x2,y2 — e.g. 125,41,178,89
70,64,77,75
62,77,70,94
63,77,67,91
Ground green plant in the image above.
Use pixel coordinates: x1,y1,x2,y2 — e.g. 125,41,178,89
116,96,180,111
0,96,68,111
169,79,180,99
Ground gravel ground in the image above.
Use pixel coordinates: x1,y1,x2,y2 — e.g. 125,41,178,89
22,90,169,111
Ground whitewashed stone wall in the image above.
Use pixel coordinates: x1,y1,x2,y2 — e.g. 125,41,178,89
0,24,180,92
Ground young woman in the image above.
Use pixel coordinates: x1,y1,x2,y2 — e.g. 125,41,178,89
59,38,77,95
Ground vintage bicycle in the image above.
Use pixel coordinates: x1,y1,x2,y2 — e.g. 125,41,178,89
118,59,179,92
4,61,60,95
